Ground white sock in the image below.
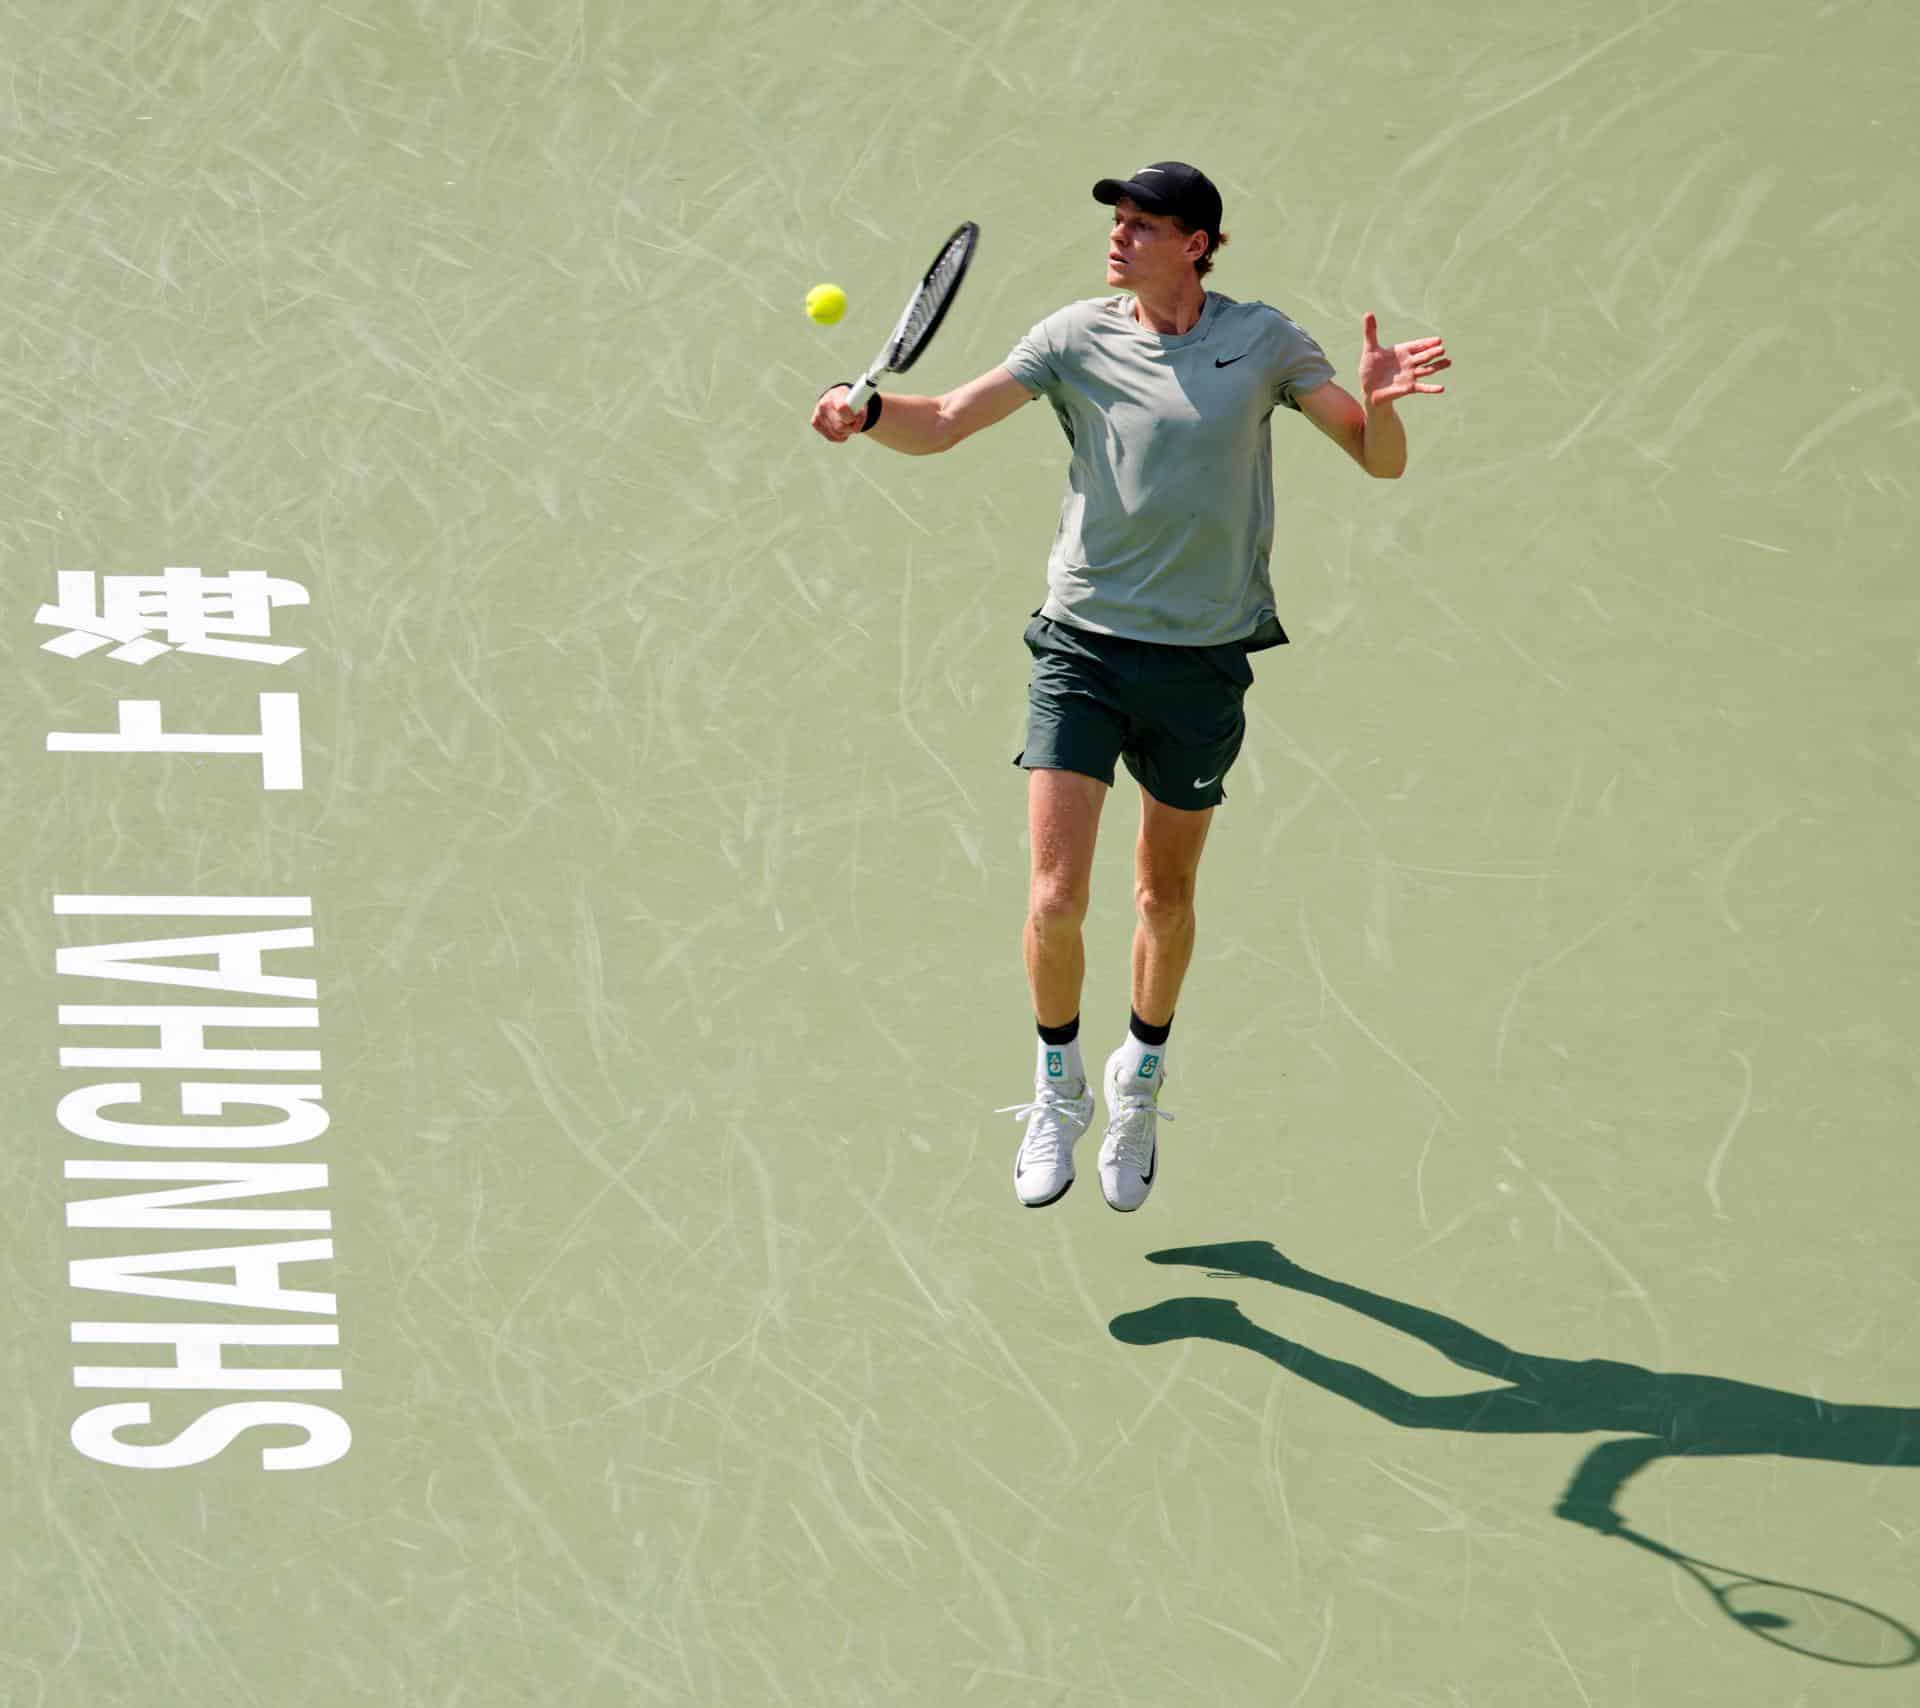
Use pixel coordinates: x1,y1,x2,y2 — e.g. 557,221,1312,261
1037,1034,1085,1092
1112,1029,1168,1090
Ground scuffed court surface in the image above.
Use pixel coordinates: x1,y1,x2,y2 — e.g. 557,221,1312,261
6,1,1917,1701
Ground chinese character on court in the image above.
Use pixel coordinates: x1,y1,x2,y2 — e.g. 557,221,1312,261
36,567,307,665
39,566,309,790
47,696,304,791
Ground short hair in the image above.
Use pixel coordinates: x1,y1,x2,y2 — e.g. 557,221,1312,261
1172,216,1230,279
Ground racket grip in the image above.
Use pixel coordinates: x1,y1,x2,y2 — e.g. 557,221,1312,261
845,375,877,411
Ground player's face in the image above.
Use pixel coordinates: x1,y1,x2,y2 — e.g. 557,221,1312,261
1105,198,1200,292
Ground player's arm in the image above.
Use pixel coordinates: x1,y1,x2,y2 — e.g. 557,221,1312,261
1295,313,1450,479
1294,381,1406,480
810,366,1034,456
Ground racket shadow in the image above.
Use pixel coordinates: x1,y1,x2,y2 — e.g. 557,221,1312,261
1110,1240,1920,1668
1615,1524,1918,1668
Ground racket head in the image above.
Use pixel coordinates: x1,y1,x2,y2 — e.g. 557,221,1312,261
882,221,979,375
1719,1574,1918,1666
1621,1528,1920,1668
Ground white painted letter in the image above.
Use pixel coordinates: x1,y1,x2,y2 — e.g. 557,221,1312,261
57,1007,320,1071
71,1322,341,1389
66,1162,330,1230
70,1240,335,1313
58,929,317,999
57,1083,329,1149
70,1401,351,1469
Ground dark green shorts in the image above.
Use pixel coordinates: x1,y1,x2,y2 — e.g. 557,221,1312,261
1014,615,1255,811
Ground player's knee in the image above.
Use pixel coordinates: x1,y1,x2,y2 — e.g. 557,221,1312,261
1028,876,1089,931
1135,876,1196,928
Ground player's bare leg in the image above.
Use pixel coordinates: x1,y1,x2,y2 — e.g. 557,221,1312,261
1007,767,1107,1206
1100,788,1213,1211
1130,789,1213,1026
1023,767,1107,1024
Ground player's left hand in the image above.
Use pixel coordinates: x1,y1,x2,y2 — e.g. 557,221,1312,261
1357,312,1449,408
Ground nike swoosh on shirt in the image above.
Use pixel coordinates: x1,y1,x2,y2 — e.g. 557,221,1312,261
1214,353,1250,367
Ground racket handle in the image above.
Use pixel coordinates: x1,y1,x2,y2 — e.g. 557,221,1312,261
845,374,877,412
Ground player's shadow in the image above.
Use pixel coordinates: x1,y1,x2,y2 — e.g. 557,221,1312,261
1111,1241,1920,1667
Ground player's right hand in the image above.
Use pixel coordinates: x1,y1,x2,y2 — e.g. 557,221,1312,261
810,386,865,444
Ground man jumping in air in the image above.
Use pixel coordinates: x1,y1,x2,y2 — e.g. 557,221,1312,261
809,162,1450,1211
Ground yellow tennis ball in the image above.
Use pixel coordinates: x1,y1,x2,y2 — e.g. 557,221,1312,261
805,283,847,325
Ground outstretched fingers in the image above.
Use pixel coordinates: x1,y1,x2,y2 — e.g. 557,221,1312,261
1360,316,1452,403
1408,347,1450,394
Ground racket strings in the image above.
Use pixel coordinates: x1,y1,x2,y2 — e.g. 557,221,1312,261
891,230,975,366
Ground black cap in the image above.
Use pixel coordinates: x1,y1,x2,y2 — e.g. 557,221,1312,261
1092,161,1223,237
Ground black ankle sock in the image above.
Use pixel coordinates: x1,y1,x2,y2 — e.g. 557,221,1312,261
1037,1015,1080,1046
1129,1010,1173,1047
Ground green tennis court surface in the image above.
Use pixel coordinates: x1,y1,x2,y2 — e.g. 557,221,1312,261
5,0,1916,1701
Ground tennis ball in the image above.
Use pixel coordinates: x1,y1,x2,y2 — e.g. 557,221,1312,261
805,283,847,325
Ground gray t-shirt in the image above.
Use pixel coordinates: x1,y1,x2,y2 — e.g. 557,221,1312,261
1003,290,1334,648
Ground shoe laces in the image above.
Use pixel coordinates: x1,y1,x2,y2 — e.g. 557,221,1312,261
997,1084,1088,1166
1104,1085,1173,1172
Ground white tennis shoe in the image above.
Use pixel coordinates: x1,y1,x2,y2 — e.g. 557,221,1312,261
1098,1049,1173,1212
1002,1079,1096,1207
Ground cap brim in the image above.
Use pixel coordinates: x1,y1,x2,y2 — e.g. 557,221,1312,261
1092,176,1174,213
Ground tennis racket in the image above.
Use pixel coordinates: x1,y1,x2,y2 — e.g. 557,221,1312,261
1617,1524,1918,1667
844,221,979,412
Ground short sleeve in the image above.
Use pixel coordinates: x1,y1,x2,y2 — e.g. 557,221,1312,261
1268,313,1335,412
1004,308,1070,401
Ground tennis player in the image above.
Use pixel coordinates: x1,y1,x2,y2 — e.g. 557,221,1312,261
809,162,1449,1211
